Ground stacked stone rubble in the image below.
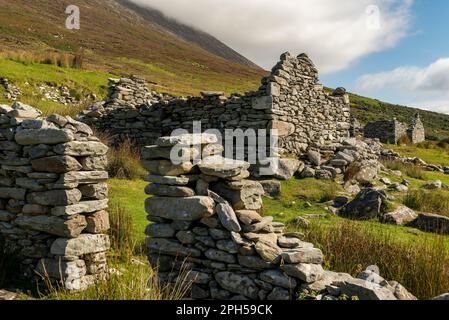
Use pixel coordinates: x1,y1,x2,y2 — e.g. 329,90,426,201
143,134,414,300
0,102,111,291
78,53,351,154
364,114,425,144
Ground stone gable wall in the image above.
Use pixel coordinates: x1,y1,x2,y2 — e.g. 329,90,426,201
0,102,111,291
364,115,425,144
78,52,351,156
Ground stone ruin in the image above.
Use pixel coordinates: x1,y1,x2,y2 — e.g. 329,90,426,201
363,114,425,144
142,133,416,300
79,52,351,155
0,102,111,291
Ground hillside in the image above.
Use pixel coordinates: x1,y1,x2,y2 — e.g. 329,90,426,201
0,0,264,96
117,0,261,69
350,93,449,140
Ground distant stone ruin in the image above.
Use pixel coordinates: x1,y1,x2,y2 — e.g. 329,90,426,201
79,52,351,155
0,102,110,291
363,114,425,144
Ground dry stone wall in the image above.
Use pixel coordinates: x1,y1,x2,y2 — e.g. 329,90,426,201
142,134,414,300
78,52,351,156
364,114,425,144
0,102,111,291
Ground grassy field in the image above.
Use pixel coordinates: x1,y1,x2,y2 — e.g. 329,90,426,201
386,143,449,167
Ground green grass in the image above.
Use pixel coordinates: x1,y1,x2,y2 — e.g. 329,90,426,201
386,144,449,167
108,179,148,244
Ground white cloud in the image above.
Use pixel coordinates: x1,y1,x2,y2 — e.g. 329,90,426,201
130,0,413,73
356,58,449,113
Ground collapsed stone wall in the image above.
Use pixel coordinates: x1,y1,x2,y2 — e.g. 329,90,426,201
78,52,351,155
142,134,415,300
0,102,111,291
364,114,425,144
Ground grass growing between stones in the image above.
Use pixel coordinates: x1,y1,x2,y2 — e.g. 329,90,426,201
386,144,449,167
305,221,449,300
381,159,428,180
403,189,449,217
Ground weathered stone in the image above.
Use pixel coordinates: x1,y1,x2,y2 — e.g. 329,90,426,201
15,215,87,238
145,196,215,221
51,199,109,216
176,231,196,244
274,159,303,180
278,236,303,249
281,247,324,264
147,238,201,257
237,255,274,269
31,156,82,173
267,287,290,300
342,188,388,220
283,263,324,283
51,234,110,256
79,183,108,200
423,180,442,190
307,150,321,166
211,181,264,211
381,206,418,225
0,187,26,200
15,129,73,145
142,160,195,176
259,180,281,197
255,240,283,263
144,174,190,186
8,102,41,119
215,202,241,232
78,155,108,171
215,272,258,299
253,96,273,110
335,278,397,300
205,249,236,264
235,210,263,225
199,156,250,179
414,213,449,234
156,133,218,147
0,210,15,222
27,189,82,206
85,210,110,234
141,145,200,160
260,270,297,289
242,216,273,233
269,120,295,137
145,184,195,197
54,141,108,156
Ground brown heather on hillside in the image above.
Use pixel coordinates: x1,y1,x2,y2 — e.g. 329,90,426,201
0,0,265,96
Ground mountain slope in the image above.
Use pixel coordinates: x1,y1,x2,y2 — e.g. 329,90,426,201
0,0,264,95
350,93,449,140
117,0,260,69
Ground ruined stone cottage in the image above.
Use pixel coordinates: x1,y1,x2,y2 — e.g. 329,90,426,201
78,52,351,156
363,114,425,144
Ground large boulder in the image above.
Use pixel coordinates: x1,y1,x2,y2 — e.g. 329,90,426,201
346,160,379,185
342,188,388,220
274,159,303,180
335,278,397,300
414,213,449,234
381,206,418,225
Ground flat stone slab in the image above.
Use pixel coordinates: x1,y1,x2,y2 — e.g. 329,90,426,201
283,263,324,283
15,128,73,145
156,134,218,147
281,247,324,264
145,196,215,221
51,234,110,256
51,199,109,216
198,156,250,179
144,175,190,186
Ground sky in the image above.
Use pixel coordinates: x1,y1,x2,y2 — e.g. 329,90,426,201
131,0,449,113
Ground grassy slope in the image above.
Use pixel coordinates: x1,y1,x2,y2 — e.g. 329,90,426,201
0,0,264,96
350,93,449,140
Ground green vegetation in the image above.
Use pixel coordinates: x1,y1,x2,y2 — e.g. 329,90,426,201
386,143,449,167
306,221,449,300
106,139,147,181
350,93,449,140
404,189,449,217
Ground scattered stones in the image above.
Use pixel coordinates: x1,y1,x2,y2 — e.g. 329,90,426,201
274,159,303,180
414,213,449,234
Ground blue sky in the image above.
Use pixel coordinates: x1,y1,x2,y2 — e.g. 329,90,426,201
322,0,449,112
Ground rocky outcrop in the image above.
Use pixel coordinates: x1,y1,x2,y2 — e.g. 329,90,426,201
0,102,110,291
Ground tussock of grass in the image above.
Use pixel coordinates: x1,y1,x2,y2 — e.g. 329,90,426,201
106,139,146,180
382,159,427,180
0,50,84,69
306,221,449,299
403,189,449,217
